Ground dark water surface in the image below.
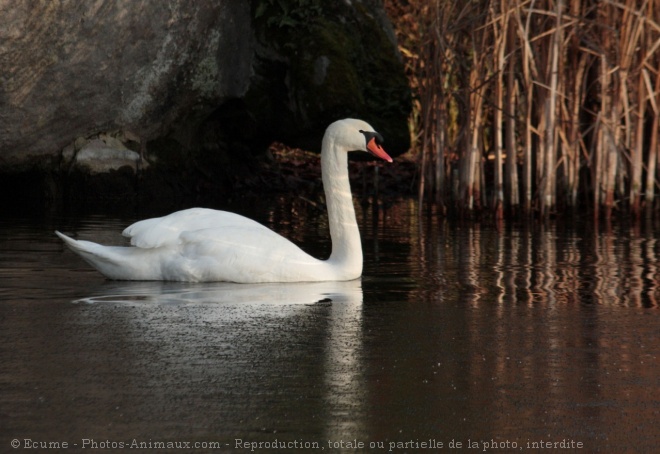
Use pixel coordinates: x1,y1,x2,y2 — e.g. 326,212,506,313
1,199,658,453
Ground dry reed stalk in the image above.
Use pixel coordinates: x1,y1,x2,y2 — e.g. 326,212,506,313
514,0,539,215
434,95,446,208
645,115,659,208
592,116,602,219
595,2,616,218
540,0,563,217
645,67,660,207
557,0,588,208
418,81,430,207
492,0,507,219
462,62,486,211
620,0,648,216
431,2,447,210
505,13,520,209
569,60,588,206
631,68,646,216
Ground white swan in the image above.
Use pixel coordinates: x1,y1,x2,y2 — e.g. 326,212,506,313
56,118,392,283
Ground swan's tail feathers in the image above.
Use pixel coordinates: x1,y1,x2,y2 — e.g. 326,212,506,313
55,231,141,280
56,230,80,250
56,231,107,259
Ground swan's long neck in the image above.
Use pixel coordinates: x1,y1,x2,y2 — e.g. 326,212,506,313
321,135,362,275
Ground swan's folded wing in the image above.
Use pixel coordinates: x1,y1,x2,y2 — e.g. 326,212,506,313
175,226,324,282
122,208,271,249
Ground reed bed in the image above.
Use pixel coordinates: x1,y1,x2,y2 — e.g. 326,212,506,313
385,0,660,219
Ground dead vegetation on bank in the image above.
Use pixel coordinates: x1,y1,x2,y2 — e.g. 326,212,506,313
385,0,660,220
252,144,417,204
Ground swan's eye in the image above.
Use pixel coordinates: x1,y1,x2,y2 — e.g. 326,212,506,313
361,130,384,146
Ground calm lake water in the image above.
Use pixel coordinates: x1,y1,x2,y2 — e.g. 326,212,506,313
1,197,658,453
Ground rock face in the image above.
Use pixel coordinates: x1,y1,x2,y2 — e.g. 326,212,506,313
0,1,252,167
0,0,410,206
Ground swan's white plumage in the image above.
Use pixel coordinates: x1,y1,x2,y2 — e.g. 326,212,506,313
56,118,391,283
122,208,270,249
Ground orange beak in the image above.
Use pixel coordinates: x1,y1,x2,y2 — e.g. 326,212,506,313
367,137,393,163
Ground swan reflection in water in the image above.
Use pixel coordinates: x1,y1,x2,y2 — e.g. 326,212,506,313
71,278,365,438
74,278,362,309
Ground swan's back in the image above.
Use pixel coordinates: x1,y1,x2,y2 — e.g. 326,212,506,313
123,208,272,248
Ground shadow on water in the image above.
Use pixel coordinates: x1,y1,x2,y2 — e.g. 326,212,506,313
0,198,658,452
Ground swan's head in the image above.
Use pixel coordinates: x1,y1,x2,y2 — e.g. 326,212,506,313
327,118,393,163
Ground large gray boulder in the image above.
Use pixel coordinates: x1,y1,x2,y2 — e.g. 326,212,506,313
0,0,410,205
0,1,251,168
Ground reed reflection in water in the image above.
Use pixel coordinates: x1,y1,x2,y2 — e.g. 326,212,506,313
385,209,660,308
361,202,658,451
